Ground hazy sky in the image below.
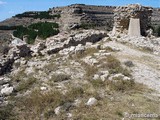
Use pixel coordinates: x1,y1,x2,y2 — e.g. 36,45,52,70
0,0,159,21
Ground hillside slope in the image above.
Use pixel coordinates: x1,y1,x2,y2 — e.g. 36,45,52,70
0,30,160,119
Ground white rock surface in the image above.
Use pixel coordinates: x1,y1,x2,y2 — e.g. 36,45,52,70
54,106,61,115
86,97,97,106
83,56,98,66
93,74,100,80
1,86,14,95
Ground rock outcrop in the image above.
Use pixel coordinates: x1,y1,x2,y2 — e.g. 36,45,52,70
0,38,31,76
44,30,107,55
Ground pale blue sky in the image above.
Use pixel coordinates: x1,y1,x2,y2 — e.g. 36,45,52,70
0,0,159,21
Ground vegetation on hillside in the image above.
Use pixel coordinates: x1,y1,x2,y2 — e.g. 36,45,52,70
13,22,59,44
0,26,18,30
79,23,97,29
156,25,160,37
15,11,61,19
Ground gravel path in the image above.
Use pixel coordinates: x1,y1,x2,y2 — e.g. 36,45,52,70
105,41,160,93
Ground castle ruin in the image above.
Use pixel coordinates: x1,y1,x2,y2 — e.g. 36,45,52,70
112,4,153,36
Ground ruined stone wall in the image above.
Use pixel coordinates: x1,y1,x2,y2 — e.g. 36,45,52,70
152,8,160,28
113,4,153,36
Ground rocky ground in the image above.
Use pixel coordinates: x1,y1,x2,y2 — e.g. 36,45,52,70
0,30,160,119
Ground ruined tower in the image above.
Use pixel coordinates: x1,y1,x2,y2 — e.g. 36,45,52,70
112,4,153,36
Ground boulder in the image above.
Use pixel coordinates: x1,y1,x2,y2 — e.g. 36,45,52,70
54,106,62,115
86,97,97,106
0,77,10,85
75,44,85,55
1,86,14,95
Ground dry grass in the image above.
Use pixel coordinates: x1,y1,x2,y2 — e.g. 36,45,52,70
80,61,98,78
14,89,64,120
75,47,99,59
0,104,15,120
49,74,70,82
3,45,159,120
100,55,131,77
15,77,37,92
71,91,160,120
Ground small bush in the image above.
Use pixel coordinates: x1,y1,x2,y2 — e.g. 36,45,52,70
67,86,84,100
0,104,14,120
15,77,37,92
124,61,134,67
104,56,131,77
107,79,135,92
91,80,105,88
50,74,70,82
84,64,98,78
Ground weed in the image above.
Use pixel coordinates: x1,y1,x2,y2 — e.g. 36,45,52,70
0,104,15,120
75,47,99,59
15,77,37,92
106,79,135,92
124,60,134,67
50,74,70,82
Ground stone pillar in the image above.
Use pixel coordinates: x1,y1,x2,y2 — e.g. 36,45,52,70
128,18,141,37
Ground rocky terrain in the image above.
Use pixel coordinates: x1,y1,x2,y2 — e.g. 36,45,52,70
0,4,160,120
0,4,160,41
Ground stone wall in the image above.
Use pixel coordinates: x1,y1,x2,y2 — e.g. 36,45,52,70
152,8,160,29
113,4,153,36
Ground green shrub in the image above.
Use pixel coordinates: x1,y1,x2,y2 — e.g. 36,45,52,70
13,22,59,44
15,11,61,19
0,25,18,30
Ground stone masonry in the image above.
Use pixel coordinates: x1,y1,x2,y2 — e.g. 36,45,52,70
112,4,153,36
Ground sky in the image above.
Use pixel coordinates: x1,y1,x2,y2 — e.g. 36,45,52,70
0,0,159,21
